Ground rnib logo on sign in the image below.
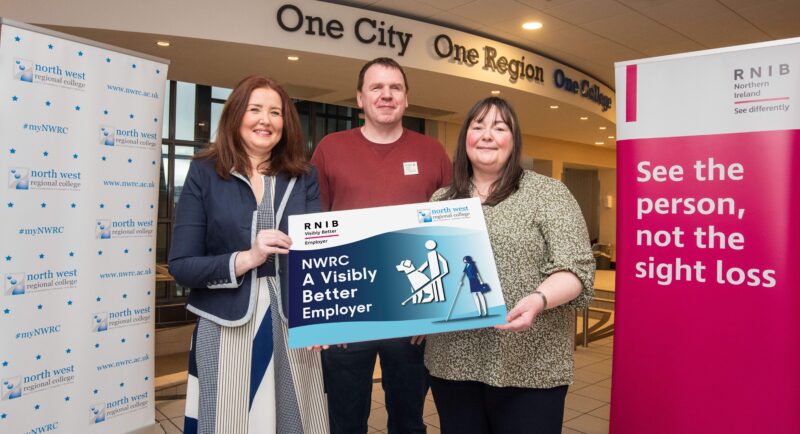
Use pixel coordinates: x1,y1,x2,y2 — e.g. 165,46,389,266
13,58,33,82
95,220,111,239
4,273,26,296
90,403,106,424
2,376,22,400
8,167,29,190
417,209,432,223
99,126,115,146
93,312,108,332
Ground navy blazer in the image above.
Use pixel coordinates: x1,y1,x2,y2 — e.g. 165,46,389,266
168,157,321,326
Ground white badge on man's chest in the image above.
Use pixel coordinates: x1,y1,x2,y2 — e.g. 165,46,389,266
403,161,419,176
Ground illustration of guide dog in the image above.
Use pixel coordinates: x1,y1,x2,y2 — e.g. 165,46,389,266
397,240,492,319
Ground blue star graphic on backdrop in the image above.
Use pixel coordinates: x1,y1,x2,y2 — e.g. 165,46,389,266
156,69,160,74
48,44,53,49
66,348,71,354
147,290,151,295
34,404,40,410
146,333,150,338
94,343,100,348
74,105,80,111
102,156,107,161
106,57,111,63
14,36,20,41
125,204,131,209
128,158,133,163
103,109,108,115
99,203,105,208
2,361,8,366
121,338,126,343
69,250,75,256
35,355,41,360
98,250,103,255
123,293,128,298
45,101,51,106
152,161,156,165
38,254,45,259
64,396,70,401
154,117,158,122
40,203,46,208
72,153,78,159
67,300,73,305
43,151,49,157
129,113,135,119
148,248,153,252
145,376,150,381
1,413,6,419
93,389,98,394
132,64,137,69
96,296,102,302
150,204,154,209
9,148,15,154
124,249,129,254
120,383,125,388
3,309,9,314
70,204,76,209
78,51,83,56
37,304,42,310
12,96,18,101
7,203,13,208
5,256,11,261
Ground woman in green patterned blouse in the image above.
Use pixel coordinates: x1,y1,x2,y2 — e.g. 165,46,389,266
425,97,595,434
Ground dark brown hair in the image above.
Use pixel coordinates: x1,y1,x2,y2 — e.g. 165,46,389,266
441,97,524,206
197,75,308,178
357,57,409,92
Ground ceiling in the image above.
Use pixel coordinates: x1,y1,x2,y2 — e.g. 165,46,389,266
11,0,800,149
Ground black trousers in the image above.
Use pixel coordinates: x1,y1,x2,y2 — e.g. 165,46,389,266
429,376,568,434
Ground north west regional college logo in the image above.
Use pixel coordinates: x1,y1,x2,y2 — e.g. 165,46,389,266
417,209,432,223
13,58,33,82
90,403,107,424
4,273,26,295
92,312,108,332
95,220,112,239
8,167,29,190
99,126,115,146
2,376,22,400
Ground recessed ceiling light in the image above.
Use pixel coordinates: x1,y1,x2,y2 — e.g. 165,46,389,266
599,126,607,130
594,141,605,145
156,41,170,47
580,116,589,120
549,105,559,109
522,22,543,30
287,56,300,61
491,90,501,95
608,135,615,139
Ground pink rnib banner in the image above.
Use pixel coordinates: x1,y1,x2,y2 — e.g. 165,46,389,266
612,39,800,434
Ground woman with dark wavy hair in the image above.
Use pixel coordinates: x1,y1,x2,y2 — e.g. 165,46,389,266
169,75,328,433
426,97,595,434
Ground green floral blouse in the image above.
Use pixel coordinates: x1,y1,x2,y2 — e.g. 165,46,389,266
425,170,595,388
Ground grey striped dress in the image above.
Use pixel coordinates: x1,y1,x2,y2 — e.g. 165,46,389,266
184,175,329,434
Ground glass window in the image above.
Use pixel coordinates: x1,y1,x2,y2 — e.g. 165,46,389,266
174,146,202,207
210,102,224,142
212,86,232,100
175,81,196,141
159,144,170,219
162,81,171,139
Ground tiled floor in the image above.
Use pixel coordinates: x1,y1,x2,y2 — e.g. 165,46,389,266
155,335,613,434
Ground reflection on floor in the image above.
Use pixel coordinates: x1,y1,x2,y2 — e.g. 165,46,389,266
155,335,614,434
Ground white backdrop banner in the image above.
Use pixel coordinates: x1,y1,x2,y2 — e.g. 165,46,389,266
0,20,167,434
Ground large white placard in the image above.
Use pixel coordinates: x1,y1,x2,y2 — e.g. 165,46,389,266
0,20,167,434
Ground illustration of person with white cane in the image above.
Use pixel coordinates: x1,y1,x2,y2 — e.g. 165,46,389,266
446,255,491,320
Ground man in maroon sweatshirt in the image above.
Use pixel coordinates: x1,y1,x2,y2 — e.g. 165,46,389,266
311,57,452,434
